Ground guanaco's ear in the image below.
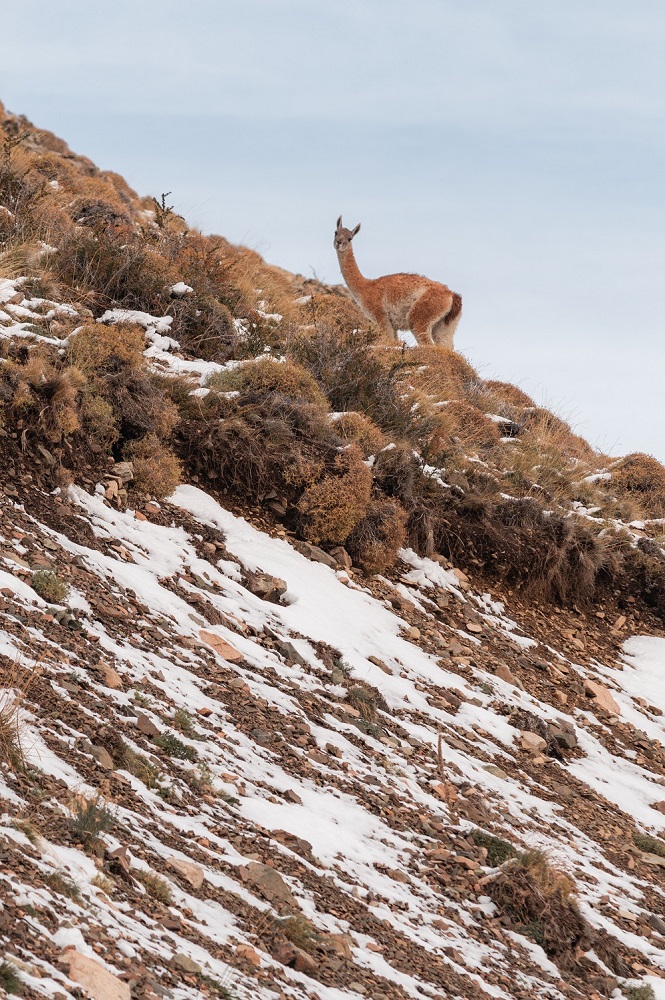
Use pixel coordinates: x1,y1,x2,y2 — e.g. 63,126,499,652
336,215,343,229
351,223,361,238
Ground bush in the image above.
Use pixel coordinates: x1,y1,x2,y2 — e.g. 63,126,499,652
67,323,146,374
297,447,373,545
346,497,407,573
484,379,536,409
153,731,197,761
330,412,386,457
471,830,518,867
400,345,477,402
125,434,182,499
0,960,23,995
70,795,115,845
426,401,501,458
135,869,173,905
177,393,339,505
208,358,329,410
32,569,69,603
1,353,86,442
488,850,591,965
633,832,665,858
611,453,665,519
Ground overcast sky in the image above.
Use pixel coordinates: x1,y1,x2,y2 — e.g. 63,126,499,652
3,1,664,461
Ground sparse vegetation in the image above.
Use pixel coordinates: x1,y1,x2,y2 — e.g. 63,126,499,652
153,731,198,761
623,987,656,1000
471,830,518,867
0,961,23,995
488,850,591,964
633,832,665,858
42,871,82,901
69,795,115,845
0,660,35,771
31,569,69,604
275,914,319,953
135,869,174,905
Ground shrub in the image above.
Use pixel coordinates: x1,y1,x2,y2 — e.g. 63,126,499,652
135,869,173,905
67,322,146,374
346,497,408,573
471,830,518,867
346,683,388,722
297,446,373,545
208,358,329,410
623,986,656,1000
70,795,115,844
633,832,665,858
177,393,339,505
399,345,477,402
488,850,591,965
275,914,319,954
426,401,501,457
125,434,182,499
153,731,197,761
0,960,23,995
1,353,86,442
301,291,368,333
611,453,665,519
330,411,386,457
32,569,69,603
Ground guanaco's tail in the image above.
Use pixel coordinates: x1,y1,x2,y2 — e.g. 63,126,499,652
444,292,462,326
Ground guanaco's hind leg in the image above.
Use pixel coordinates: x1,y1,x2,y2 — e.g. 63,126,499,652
407,287,454,346
431,292,462,349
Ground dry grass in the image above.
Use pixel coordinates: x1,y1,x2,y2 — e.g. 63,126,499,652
427,401,501,456
346,497,407,573
611,453,665,519
207,357,329,410
489,849,592,966
135,869,174,905
398,345,477,401
330,412,387,457
297,446,373,545
0,658,39,771
125,433,182,499
67,322,146,374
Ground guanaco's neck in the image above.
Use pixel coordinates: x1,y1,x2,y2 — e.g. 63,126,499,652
337,244,369,299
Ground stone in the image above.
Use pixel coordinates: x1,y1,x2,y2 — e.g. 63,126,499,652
95,663,123,689
240,862,298,910
584,679,621,716
234,943,261,967
330,545,352,570
547,719,578,750
199,629,243,663
484,764,509,780
465,621,483,634
274,639,308,667
405,626,420,640
111,461,134,484
90,745,115,770
62,949,131,1000
136,713,160,737
172,953,201,974
651,801,665,816
495,663,518,685
245,572,287,603
640,852,665,869
519,731,547,753
167,857,205,889
291,539,337,569
648,913,665,934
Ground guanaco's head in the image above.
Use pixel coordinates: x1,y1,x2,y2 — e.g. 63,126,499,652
334,215,361,254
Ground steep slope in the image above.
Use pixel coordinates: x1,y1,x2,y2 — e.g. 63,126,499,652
0,104,665,1000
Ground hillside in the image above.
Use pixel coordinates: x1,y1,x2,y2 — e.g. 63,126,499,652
1,102,665,1000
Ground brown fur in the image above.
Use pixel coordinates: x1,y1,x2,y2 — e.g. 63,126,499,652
333,217,462,348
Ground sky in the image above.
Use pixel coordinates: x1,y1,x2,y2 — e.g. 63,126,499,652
3,0,665,460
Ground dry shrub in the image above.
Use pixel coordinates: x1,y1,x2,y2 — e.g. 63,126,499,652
208,358,329,410
302,292,368,333
484,380,535,409
167,296,237,362
427,401,501,456
400,346,477,401
0,351,85,441
297,446,373,545
489,850,591,968
67,323,146,374
435,496,617,602
522,408,596,464
611,453,665,519
0,659,36,772
125,434,182,499
346,497,408,573
289,327,418,439
331,412,387,457
177,394,339,504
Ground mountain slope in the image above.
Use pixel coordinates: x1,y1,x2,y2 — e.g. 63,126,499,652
0,103,664,1000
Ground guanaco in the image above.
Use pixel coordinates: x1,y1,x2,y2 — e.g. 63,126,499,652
333,216,462,348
